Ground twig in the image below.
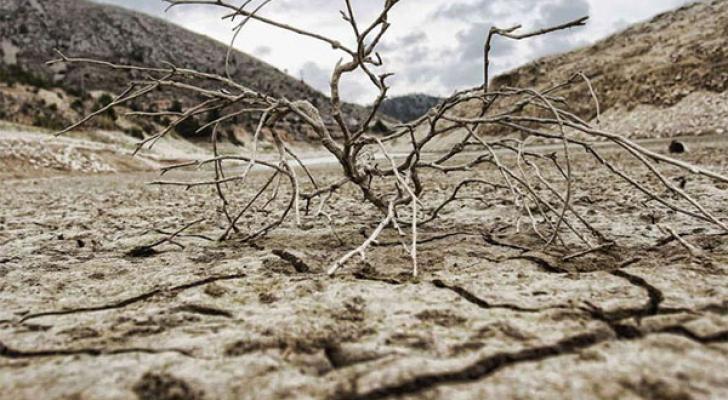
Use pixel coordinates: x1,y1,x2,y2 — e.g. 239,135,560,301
657,224,702,258
127,218,205,257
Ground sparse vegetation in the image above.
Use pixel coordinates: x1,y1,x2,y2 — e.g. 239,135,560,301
31,113,65,130
70,98,85,112
52,0,727,278
0,66,51,89
125,126,144,139
94,94,117,120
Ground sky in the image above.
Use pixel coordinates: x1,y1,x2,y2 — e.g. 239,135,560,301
92,0,692,104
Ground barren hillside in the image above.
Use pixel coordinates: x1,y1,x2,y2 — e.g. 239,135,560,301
0,0,369,140
461,0,728,139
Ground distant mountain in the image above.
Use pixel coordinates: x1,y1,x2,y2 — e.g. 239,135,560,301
378,94,443,122
0,0,369,141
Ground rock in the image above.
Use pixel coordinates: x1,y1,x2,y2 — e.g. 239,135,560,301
669,140,687,154
133,372,204,400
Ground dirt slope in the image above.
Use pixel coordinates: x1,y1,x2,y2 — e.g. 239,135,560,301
460,0,728,139
0,0,368,140
0,121,213,179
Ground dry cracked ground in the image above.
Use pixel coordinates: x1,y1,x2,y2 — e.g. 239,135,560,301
1,136,727,399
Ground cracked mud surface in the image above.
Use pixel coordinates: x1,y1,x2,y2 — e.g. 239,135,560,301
1,138,727,399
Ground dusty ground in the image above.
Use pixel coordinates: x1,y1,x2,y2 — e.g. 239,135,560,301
1,135,727,399
0,122,221,180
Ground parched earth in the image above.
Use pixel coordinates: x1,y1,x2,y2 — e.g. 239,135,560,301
1,136,727,399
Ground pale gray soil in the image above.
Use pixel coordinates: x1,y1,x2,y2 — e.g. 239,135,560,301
1,137,727,400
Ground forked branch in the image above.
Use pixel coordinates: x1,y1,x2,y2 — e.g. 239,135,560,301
54,1,726,278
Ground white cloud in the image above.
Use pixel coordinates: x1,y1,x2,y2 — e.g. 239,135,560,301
93,0,693,104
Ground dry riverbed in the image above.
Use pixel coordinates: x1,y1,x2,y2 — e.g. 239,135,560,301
1,136,727,399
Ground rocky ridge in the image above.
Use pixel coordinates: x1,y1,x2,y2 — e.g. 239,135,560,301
0,0,370,142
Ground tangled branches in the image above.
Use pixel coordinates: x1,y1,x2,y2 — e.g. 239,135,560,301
52,0,728,277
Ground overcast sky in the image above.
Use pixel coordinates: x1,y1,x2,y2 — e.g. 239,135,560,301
93,0,692,104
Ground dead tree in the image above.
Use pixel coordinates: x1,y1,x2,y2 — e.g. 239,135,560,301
51,0,728,276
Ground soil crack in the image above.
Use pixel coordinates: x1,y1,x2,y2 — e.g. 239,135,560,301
373,232,477,247
508,253,568,273
0,340,194,359
19,273,247,323
272,249,312,273
609,270,663,316
431,279,568,313
333,329,613,400
583,270,670,326
324,343,392,370
334,321,726,400
173,304,234,318
482,233,531,252
655,326,728,344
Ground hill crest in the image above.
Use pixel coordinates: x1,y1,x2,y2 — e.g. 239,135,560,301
0,0,369,140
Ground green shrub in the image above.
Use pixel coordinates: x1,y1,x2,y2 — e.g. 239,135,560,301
98,93,114,107
0,66,51,88
66,86,86,98
71,98,84,112
125,127,144,139
175,117,201,138
95,94,116,119
169,100,183,113
33,114,65,130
